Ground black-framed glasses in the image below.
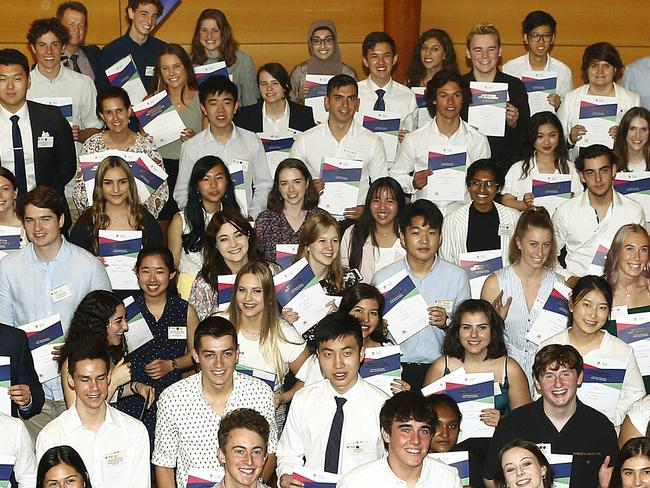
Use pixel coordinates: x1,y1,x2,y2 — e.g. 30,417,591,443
311,36,334,47
468,179,498,189
527,32,553,42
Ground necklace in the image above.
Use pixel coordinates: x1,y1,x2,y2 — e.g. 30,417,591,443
241,327,261,337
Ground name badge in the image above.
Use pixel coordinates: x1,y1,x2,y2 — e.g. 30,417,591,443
433,300,454,314
105,449,126,467
345,440,370,455
232,158,249,172
37,132,54,148
168,326,187,340
498,223,513,237
145,66,155,77
50,284,72,302
341,147,359,160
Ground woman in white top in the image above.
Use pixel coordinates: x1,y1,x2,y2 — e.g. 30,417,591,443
538,275,645,428
340,178,406,283
501,112,583,211
0,168,25,248
168,156,241,299
614,107,650,172
558,42,641,153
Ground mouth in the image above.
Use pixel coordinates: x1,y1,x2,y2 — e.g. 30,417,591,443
515,478,532,486
404,447,422,455
551,387,568,398
237,467,256,475
332,372,347,381
228,248,243,255
211,369,227,378
321,251,334,258
243,302,257,310
467,339,482,346
417,247,430,253
146,283,160,293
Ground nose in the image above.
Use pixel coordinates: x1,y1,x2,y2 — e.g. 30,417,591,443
111,181,119,193
361,310,370,324
333,353,344,369
122,319,129,332
45,44,53,55
437,425,448,438
410,430,422,445
243,451,253,465
553,374,562,388
469,326,478,337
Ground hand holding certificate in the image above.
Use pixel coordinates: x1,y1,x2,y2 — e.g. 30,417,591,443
576,95,618,149
18,314,64,383
105,54,147,104
360,345,402,395
616,312,650,375
426,145,467,202
99,230,142,290
459,249,503,299
531,174,572,214
319,156,363,217
304,74,333,123
521,71,557,115
0,357,10,416
123,296,154,352
361,111,401,161
292,466,338,488
527,282,571,345
133,90,186,148
376,269,430,344
217,274,236,312
468,82,508,137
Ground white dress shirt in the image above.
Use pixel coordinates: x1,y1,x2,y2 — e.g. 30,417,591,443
626,395,650,434
502,156,584,201
289,121,387,205
262,100,291,134
174,124,272,218
502,53,574,99
276,376,389,478
0,413,36,488
357,78,418,133
36,403,150,488
338,455,462,488
0,102,36,190
552,189,645,279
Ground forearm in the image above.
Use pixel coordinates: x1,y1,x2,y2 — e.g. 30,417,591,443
262,453,277,483
154,466,176,488
280,381,304,405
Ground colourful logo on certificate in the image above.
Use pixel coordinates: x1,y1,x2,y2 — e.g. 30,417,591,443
381,274,418,315
274,263,320,307
108,59,139,87
305,81,327,98
261,137,294,153
579,100,617,121
544,288,570,315
460,256,503,280
445,380,494,404
320,163,362,184
427,151,466,171
362,115,400,136
470,88,508,107
591,243,609,267
25,321,64,350
360,353,401,379
532,178,571,198
522,76,557,93
613,176,650,195
582,363,625,389
134,95,175,126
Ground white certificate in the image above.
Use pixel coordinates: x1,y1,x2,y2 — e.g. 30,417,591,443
18,314,64,383
273,258,331,335
547,453,572,488
359,345,401,396
613,172,650,219
527,282,571,345
521,71,557,115
133,90,186,148
576,95,618,149
217,274,236,312
292,466,339,486
319,156,363,217
376,269,430,344
31,96,74,125
360,110,401,160
275,244,299,270
428,451,470,486
187,467,224,487
579,357,627,424
0,356,10,416
0,225,22,260
468,82,508,137
426,144,467,202
411,87,432,127
258,132,295,179
0,453,16,486
229,159,249,217
304,74,333,124
98,230,142,290
588,238,610,275
105,54,147,104
616,312,650,375
459,249,503,299
530,173,572,214
123,296,154,352
193,60,232,83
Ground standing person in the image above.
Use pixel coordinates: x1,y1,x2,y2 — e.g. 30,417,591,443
0,187,110,439
406,29,458,88
461,24,530,171
503,11,573,112
190,9,258,107
613,107,650,172
289,20,357,104
101,0,166,94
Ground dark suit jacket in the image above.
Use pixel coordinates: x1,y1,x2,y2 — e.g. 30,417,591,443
80,44,109,90
234,100,316,133
0,324,45,419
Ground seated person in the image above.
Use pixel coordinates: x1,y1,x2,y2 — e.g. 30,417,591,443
36,445,93,488
338,391,462,488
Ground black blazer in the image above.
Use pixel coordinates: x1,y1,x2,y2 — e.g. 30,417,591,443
0,324,45,419
80,44,109,90
234,100,316,133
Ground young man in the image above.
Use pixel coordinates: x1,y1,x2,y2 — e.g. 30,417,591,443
356,32,418,163
461,23,530,170
216,408,273,488
26,18,102,145
56,1,105,87
503,11,573,112
36,338,150,488
552,144,645,285
371,200,470,391
483,344,619,488
153,317,277,488
290,74,387,219
391,70,490,212
338,391,462,488
173,76,272,218
276,313,389,487
100,0,166,90
0,187,110,438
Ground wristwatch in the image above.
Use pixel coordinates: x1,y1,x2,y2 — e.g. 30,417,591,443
171,358,179,371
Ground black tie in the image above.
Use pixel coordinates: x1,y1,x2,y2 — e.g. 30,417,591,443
69,54,80,73
324,396,347,474
373,89,386,111
10,115,27,194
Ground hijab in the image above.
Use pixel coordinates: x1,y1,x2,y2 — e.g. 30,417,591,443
306,20,344,75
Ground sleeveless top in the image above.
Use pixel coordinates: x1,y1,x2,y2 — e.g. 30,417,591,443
178,211,214,276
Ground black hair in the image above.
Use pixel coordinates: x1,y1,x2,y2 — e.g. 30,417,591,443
199,75,238,105
135,244,178,296
522,10,557,34
426,393,463,422
37,446,93,488
466,159,505,188
379,391,435,449
362,31,396,57
0,49,30,76
398,199,443,234
521,111,569,178
66,336,111,377
407,29,458,87
425,70,471,118
313,312,363,351
193,316,238,352
574,144,617,172
568,275,612,327
582,42,624,82
27,18,69,46
257,63,291,97
96,86,131,118
338,283,387,344
326,74,358,97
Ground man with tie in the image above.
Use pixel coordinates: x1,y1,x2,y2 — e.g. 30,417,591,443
0,49,76,228
276,313,388,487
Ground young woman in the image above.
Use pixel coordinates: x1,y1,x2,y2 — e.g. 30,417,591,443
69,155,163,260
0,168,25,249
150,44,204,220
59,290,155,408
481,207,562,379
226,261,310,428
254,158,326,263
502,112,583,211
614,107,650,172
441,159,520,266
538,275,645,428
234,63,316,135
494,439,554,488
189,209,275,320
426,394,462,454
558,42,640,154
406,29,458,87
424,299,531,423
190,9,258,106
116,245,199,442
607,437,650,488
289,20,357,103
340,177,406,283
37,445,93,488
167,155,240,299
73,87,168,218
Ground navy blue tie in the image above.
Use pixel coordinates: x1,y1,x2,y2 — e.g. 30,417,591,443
10,115,27,194
373,89,386,111
324,396,347,474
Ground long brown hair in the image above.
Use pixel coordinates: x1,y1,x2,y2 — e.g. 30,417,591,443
614,107,650,172
266,158,319,213
190,9,238,67
508,206,556,267
295,213,344,292
151,44,199,101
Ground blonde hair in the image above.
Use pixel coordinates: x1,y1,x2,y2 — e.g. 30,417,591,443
603,224,650,286
466,23,501,48
295,213,344,292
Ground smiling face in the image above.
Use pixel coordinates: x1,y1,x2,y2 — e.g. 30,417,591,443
160,53,187,91
258,70,285,104
400,216,441,265
534,123,560,158
579,155,616,198
43,463,85,488
317,334,364,394
435,80,463,122
324,84,359,126
192,334,238,389
501,446,547,488
278,167,308,208
235,273,264,320
310,28,335,61
307,224,339,268
515,225,553,269
198,165,228,205
31,31,65,72
370,186,398,227
363,41,397,86
99,96,132,135
466,34,501,78
61,8,87,49
22,204,63,252
137,254,175,299
525,24,555,59
216,222,249,270
570,288,609,336
620,454,650,488
101,166,130,207
382,418,432,472
467,168,499,211
349,298,380,339
429,404,460,453
68,358,110,410
534,362,583,409
459,310,491,356
421,36,445,73
127,3,159,39
0,175,16,215
199,18,222,56
201,91,238,130
218,428,267,487
626,116,650,153
0,63,30,113
618,231,650,279
106,304,128,346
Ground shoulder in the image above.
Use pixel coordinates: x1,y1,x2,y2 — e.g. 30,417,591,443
235,50,254,64
27,100,60,117
109,404,148,434
361,378,391,403
158,374,198,404
616,83,641,101
602,332,635,355
0,323,27,342
444,203,471,225
423,456,462,481
66,240,101,262
495,202,521,222
371,259,406,284
234,126,260,143
391,80,416,96
339,458,382,484
461,120,488,140
255,209,275,222
502,55,525,71
291,379,327,403
496,70,526,88
236,101,263,117
436,258,467,277
617,191,645,212
234,371,274,397
576,400,617,428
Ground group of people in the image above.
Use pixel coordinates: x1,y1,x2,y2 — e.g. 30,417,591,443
0,0,649,487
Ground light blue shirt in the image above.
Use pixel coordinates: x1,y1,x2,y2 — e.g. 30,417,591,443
0,237,111,400
622,55,650,110
372,256,470,364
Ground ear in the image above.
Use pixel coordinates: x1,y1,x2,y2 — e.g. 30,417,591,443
30,44,36,55
200,104,207,117
169,270,177,281
577,370,584,387
324,95,330,113
58,213,65,230
380,426,391,445
533,377,542,393
234,101,240,113
497,45,503,58
523,33,529,47
465,48,471,60
217,447,226,464
611,164,617,178
362,56,370,69
392,54,399,66
359,345,366,363
578,171,586,185
191,349,199,363
126,106,133,119
67,371,75,391
399,231,406,249
127,7,135,21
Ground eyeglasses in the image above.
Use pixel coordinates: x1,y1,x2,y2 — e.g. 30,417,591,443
311,36,334,47
468,179,498,189
527,32,553,42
